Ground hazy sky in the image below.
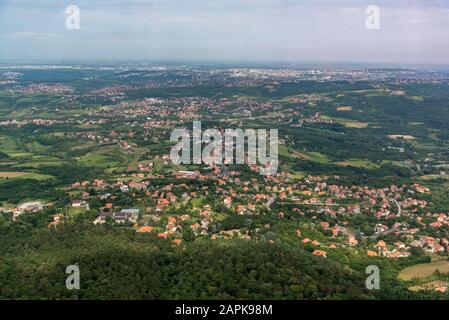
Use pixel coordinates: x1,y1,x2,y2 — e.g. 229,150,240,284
1,0,449,64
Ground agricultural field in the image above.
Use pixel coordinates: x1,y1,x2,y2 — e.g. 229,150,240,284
399,258,449,281
0,171,54,180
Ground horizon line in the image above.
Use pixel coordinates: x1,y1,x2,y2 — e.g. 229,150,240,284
1,59,449,70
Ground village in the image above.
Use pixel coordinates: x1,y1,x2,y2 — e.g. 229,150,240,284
5,155,447,273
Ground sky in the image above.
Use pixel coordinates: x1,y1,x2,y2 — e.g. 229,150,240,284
0,0,449,65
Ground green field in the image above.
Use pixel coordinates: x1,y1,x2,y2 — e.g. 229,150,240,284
0,171,54,181
398,260,449,281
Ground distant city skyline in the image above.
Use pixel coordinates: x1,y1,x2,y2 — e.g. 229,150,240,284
1,0,449,65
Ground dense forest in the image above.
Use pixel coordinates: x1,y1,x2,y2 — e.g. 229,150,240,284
0,218,441,300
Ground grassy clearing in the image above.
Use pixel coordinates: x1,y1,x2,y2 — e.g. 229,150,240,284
67,206,87,218
407,96,424,102
40,132,66,138
0,161,18,165
76,145,130,169
398,260,449,281
336,106,352,111
418,174,449,181
8,152,33,158
320,115,368,129
190,197,205,208
305,151,331,163
345,122,368,129
0,135,21,154
279,145,331,164
126,149,146,172
0,172,26,178
70,141,98,151
25,142,49,152
0,171,54,181
77,154,120,168
287,172,306,180
336,159,380,170
14,161,65,168
278,145,293,158
13,156,66,168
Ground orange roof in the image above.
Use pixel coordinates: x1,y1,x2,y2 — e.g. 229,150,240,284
48,221,59,228
312,250,327,257
377,240,386,247
167,216,177,223
367,250,378,257
435,287,447,293
137,226,153,233
389,251,401,258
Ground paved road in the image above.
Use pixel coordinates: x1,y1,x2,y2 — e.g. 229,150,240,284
391,198,402,215
266,195,276,210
